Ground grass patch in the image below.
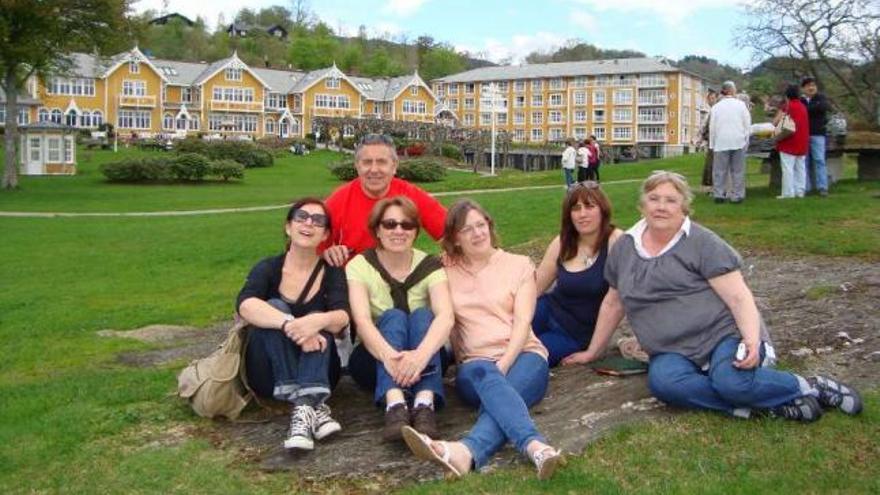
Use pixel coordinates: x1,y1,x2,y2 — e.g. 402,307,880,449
805,284,839,300
0,147,878,492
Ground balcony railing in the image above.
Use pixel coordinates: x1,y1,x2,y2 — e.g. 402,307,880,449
638,116,667,124
118,95,156,107
638,134,667,142
209,100,264,113
164,99,200,108
638,97,667,106
310,107,356,117
638,79,667,88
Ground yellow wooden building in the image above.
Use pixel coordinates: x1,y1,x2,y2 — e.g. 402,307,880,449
1,47,438,140
431,58,711,157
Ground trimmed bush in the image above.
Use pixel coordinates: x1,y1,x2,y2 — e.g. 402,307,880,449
171,153,211,181
329,161,358,181
175,138,274,168
100,157,171,182
210,159,245,181
397,158,446,182
440,143,463,160
328,158,446,183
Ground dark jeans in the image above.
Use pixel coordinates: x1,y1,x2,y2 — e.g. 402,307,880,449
648,335,803,417
532,295,583,367
702,149,714,186
348,308,448,408
245,298,340,407
577,166,589,182
457,352,549,469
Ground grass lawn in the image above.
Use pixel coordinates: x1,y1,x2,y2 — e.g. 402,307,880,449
1,147,878,493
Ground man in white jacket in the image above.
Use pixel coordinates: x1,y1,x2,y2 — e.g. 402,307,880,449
709,81,751,204
561,138,577,187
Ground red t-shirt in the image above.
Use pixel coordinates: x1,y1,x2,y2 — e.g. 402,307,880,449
777,98,810,156
320,178,447,260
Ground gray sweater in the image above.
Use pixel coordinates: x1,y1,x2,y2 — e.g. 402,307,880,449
605,222,766,367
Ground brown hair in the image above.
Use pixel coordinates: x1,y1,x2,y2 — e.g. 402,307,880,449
285,197,330,251
441,198,499,262
367,195,421,244
559,185,615,261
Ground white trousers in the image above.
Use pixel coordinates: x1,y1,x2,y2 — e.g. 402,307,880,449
779,152,806,198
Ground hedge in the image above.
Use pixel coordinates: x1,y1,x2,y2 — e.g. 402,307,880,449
175,139,274,168
329,158,446,183
100,154,244,182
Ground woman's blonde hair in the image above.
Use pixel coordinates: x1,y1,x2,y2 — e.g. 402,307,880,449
639,170,694,215
440,198,499,262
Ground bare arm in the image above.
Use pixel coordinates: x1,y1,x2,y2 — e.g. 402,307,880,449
708,270,761,369
239,297,290,330
496,274,538,374
535,236,560,294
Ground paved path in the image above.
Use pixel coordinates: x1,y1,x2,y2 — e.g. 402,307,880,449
0,178,643,218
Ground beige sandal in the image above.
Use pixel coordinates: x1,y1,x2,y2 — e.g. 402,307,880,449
531,445,565,480
401,425,463,478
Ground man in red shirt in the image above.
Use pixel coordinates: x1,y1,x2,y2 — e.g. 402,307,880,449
320,134,447,266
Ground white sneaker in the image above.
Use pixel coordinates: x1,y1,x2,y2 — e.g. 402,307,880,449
313,403,342,440
284,405,316,450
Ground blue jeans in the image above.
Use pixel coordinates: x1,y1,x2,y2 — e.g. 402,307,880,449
563,168,575,187
805,135,828,192
532,295,582,367
647,335,803,417
244,299,340,407
347,308,446,408
457,352,549,469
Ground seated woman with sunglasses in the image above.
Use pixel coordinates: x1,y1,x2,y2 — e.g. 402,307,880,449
237,198,350,451
401,199,564,480
533,181,623,367
346,196,454,442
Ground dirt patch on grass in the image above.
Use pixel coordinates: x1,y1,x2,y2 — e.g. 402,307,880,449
108,253,879,489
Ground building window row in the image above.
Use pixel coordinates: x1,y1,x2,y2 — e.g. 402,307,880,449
402,100,427,114
122,80,147,96
118,109,151,129
314,94,351,109
212,86,255,102
47,77,96,96
0,107,31,125
208,113,257,132
265,92,287,109
225,67,243,81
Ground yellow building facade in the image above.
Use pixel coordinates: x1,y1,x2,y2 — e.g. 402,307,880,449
432,58,710,156
2,48,438,139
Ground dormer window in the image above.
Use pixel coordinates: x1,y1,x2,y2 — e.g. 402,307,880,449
326,77,340,89
225,68,242,81
410,85,419,96
129,61,139,74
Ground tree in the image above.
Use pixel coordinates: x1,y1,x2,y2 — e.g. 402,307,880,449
419,44,467,81
288,22,339,70
0,0,130,189
737,0,880,128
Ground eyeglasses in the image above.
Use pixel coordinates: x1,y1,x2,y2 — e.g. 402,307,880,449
458,220,489,237
379,219,418,231
291,209,328,228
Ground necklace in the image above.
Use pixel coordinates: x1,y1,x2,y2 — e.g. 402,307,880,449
583,254,597,269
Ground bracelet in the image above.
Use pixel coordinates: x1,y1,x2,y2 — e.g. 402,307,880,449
281,314,294,332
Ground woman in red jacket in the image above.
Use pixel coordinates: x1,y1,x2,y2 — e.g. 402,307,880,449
775,85,810,199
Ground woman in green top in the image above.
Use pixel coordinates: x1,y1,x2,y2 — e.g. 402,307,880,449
346,196,454,443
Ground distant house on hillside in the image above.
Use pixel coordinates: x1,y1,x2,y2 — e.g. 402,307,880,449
149,13,195,27
227,23,288,40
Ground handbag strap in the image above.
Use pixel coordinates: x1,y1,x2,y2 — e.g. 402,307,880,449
293,259,325,306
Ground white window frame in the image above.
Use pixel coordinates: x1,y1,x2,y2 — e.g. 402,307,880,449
530,128,543,141
225,67,243,81
129,61,139,74
531,94,543,107
574,91,586,106
47,137,61,162
531,111,543,125
593,90,606,105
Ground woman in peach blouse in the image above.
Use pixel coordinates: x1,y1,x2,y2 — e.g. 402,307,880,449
401,199,564,480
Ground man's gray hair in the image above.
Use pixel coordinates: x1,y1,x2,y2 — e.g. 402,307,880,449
721,80,737,95
355,133,398,163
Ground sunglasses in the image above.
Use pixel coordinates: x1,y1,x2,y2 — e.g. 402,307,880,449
291,209,328,228
379,219,418,231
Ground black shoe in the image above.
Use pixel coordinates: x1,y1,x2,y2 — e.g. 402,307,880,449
411,404,439,438
768,396,823,422
808,375,863,415
714,197,726,204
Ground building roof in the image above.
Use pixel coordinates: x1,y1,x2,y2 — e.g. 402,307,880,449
432,57,681,83
252,67,306,93
149,13,195,26
18,122,77,132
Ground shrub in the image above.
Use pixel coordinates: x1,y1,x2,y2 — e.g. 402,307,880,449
100,157,172,182
329,158,446,183
171,153,211,181
175,138,274,168
329,161,359,181
341,137,356,150
210,159,245,181
397,158,446,182
440,143,463,160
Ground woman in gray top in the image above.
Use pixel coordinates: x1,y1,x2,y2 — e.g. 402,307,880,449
577,171,862,421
